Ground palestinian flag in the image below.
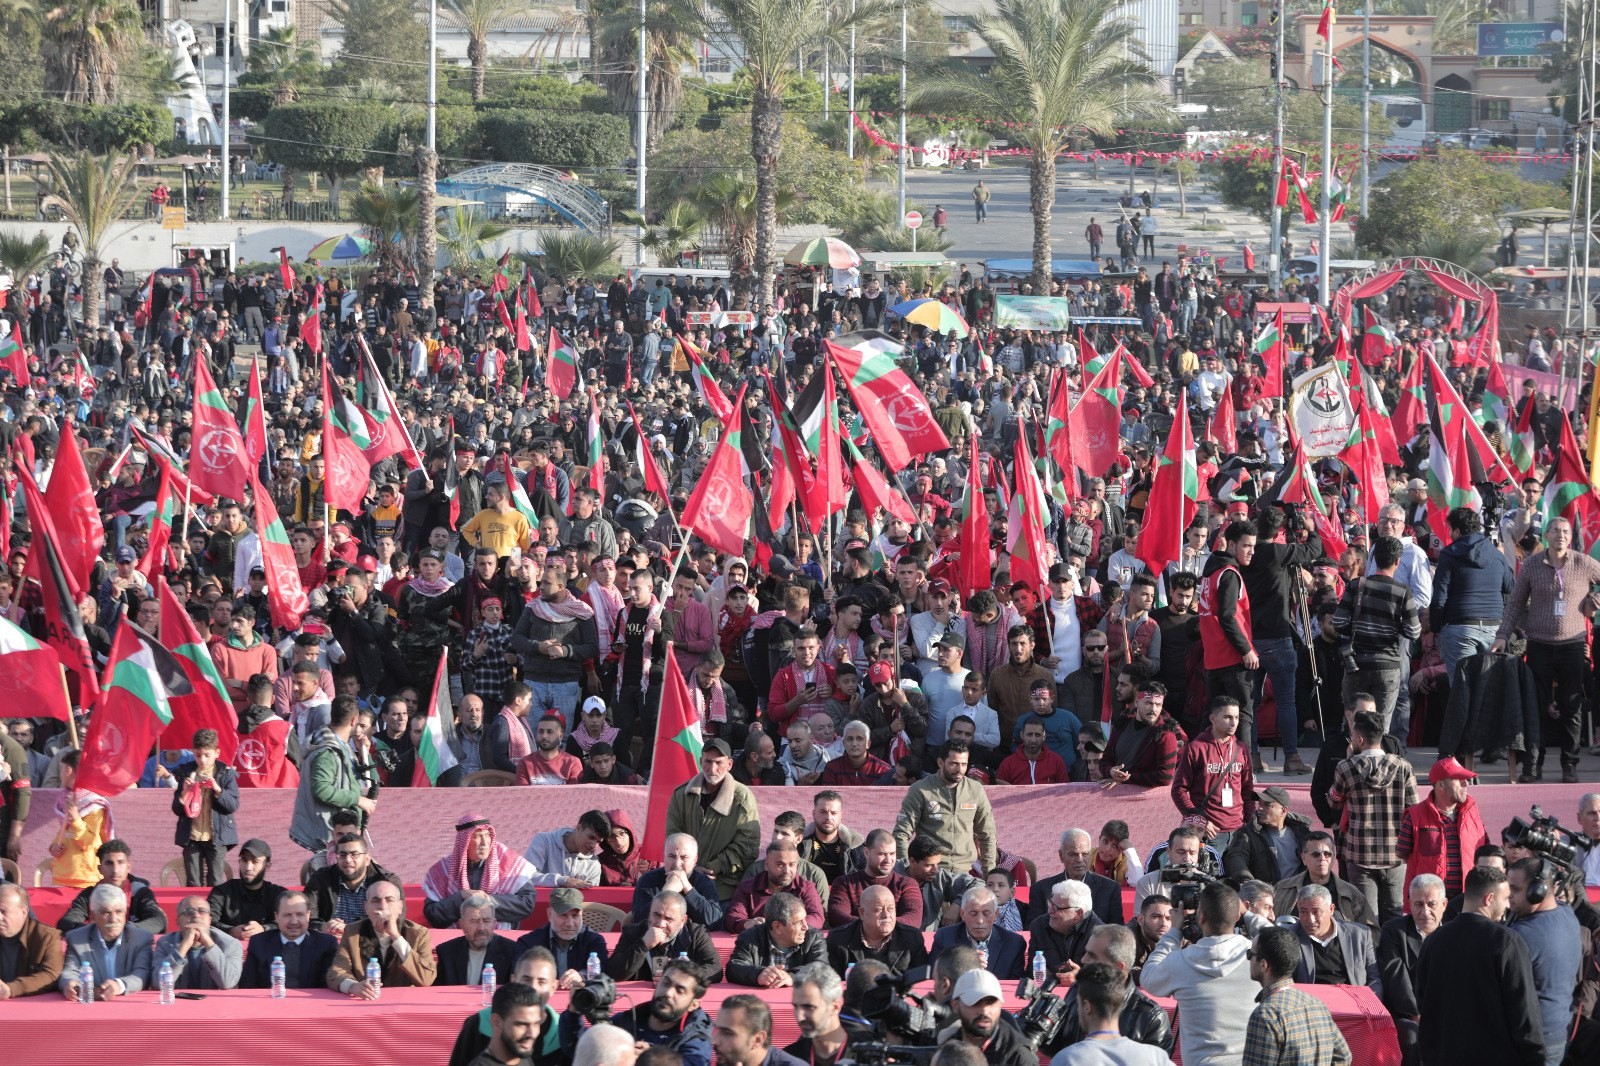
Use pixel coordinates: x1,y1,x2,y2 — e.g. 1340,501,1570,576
157,577,238,763
243,356,269,465
1359,372,1403,466
638,643,702,863
1007,422,1052,593
301,282,324,355
546,328,578,399
1071,347,1123,479
764,370,818,525
846,438,915,525
1425,355,1483,539
826,332,950,471
16,464,99,704
0,616,71,722
1289,161,1318,224
133,427,215,505
1137,393,1198,575
248,470,309,631
0,318,28,385
500,453,539,527
1342,394,1391,526
1269,441,1349,558
625,400,671,499
321,362,373,512
1483,359,1534,479
680,384,753,556
413,648,459,787
74,621,194,797
1542,414,1594,533
809,365,848,527
1254,309,1286,400
1044,368,1076,499
1328,171,1349,222
490,249,513,295
587,393,605,496
679,335,734,422
1080,331,1105,377
190,356,253,502
356,337,423,468
137,459,177,584
956,435,991,599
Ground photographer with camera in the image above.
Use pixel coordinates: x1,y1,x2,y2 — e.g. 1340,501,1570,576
1138,882,1255,1066
1507,857,1583,1066
609,958,713,1066
1047,924,1174,1059
783,961,873,1065
936,970,1037,1066
1132,827,1211,910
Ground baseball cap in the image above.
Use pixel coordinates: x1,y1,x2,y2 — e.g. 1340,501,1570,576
549,887,587,915
356,555,378,573
239,838,272,860
768,555,795,578
1429,757,1477,784
582,696,608,717
1255,785,1293,808
867,661,895,685
1047,562,1075,582
115,545,137,563
952,969,1003,1006
927,578,952,596
936,631,966,651
703,737,733,759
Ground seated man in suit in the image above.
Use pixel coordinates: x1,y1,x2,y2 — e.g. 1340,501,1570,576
1029,827,1123,926
1291,884,1381,996
606,890,722,984
326,879,437,996
1027,878,1103,982
929,884,1027,981
825,883,928,978
437,890,521,987
153,895,243,990
241,890,339,989
55,839,168,935
58,884,155,1000
515,886,608,990
630,833,725,931
726,892,828,988
0,883,64,997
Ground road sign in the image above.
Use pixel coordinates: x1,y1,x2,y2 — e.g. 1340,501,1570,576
903,211,923,230
161,206,186,230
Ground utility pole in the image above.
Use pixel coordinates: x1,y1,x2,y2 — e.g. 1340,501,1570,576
426,0,437,151
1269,2,1286,291
220,0,230,220
1360,2,1371,216
847,0,857,158
897,0,907,221
1318,21,1334,311
636,0,648,264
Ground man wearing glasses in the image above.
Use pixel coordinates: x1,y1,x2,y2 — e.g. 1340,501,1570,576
304,835,402,938
1271,830,1377,930
1365,504,1433,744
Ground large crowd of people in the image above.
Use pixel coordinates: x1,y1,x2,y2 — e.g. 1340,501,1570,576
0,243,1597,1066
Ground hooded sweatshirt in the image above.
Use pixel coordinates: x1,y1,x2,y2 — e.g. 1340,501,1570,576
598,807,650,886
1138,925,1254,1065
1431,530,1514,630
1170,727,1255,833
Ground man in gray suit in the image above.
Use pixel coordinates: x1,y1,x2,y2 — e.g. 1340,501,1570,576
1290,884,1381,997
153,895,243,990
59,884,155,1000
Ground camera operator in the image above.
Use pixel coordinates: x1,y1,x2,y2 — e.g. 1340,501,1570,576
936,970,1036,1066
783,962,872,1065
1507,858,1583,1066
1047,961,1174,1066
1047,924,1173,1059
608,958,713,1066
1131,827,1210,909
1138,882,1254,1066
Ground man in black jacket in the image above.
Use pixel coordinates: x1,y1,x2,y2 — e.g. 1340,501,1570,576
1224,786,1311,884
1027,878,1103,981
610,959,714,1065
55,840,167,934
606,890,723,983
302,835,401,936
1047,922,1175,1057
937,968,1037,1066
726,893,827,987
825,884,928,977
1027,828,1124,926
436,891,521,986
1415,866,1545,1066
1241,506,1322,774
1378,872,1446,1061
208,838,285,939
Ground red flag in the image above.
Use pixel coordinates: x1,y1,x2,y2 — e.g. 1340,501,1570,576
1342,397,1391,526
25,520,100,707
810,366,848,526
1045,368,1077,490
243,356,269,465
138,461,176,585
1,319,27,386
639,643,704,864
74,621,194,798
156,577,239,763
132,427,215,505
824,334,950,472
190,356,254,502
626,400,671,499
0,615,71,722
300,283,323,355
847,440,916,525
1275,157,1291,209
513,298,531,353
1099,646,1115,728
42,421,103,591
1242,242,1256,272
679,334,735,423
1391,350,1427,447
1138,394,1199,576
320,362,372,513
1005,427,1051,594
490,250,512,295
956,436,991,599
275,247,295,291
1072,349,1123,478
587,393,605,496
680,385,754,557
494,295,515,335
249,469,309,631
1121,344,1156,389
1210,377,1239,452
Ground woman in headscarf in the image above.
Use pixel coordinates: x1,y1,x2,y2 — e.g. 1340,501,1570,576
397,548,463,688
596,808,649,887
422,812,540,928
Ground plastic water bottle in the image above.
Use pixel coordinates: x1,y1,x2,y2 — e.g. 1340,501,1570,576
78,960,95,1004
977,943,989,970
270,956,287,999
677,951,689,961
1032,951,1047,986
586,952,601,980
481,963,497,1006
158,960,175,1006
365,957,383,1000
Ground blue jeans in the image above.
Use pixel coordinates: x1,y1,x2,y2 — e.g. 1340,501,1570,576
109,513,134,551
528,680,581,722
1387,646,1413,743
1252,636,1300,756
1438,622,1497,684
640,354,659,385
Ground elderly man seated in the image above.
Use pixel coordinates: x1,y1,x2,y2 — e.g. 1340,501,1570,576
0,883,63,997
326,879,437,996
516,887,610,990
606,890,722,983
725,892,828,988
630,833,725,930
423,812,540,929
59,884,155,1000
437,891,520,987
1027,878,1102,982
929,885,1027,980
825,883,929,978
153,895,243,989
1290,884,1381,996
724,840,825,933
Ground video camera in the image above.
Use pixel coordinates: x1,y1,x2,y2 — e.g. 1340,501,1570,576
1011,973,1070,1052
1505,806,1598,899
1160,864,1222,942
857,967,951,1046
838,1042,938,1066
568,973,617,1025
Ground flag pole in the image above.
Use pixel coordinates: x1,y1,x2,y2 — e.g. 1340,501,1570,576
60,667,79,748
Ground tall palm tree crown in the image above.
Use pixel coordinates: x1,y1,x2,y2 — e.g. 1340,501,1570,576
42,152,141,329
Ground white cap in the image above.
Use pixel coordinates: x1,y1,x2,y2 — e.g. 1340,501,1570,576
951,968,1003,1006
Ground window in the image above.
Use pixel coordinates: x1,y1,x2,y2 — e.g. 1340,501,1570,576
1180,12,1203,25
1241,2,1259,25
1479,98,1510,121
943,15,974,31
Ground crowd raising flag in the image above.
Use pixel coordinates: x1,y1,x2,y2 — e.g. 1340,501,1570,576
639,643,700,864
0,616,72,723
74,621,195,797
1136,393,1198,576
680,383,754,557
825,332,950,471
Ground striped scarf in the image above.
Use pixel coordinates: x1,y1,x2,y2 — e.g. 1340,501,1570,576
498,706,533,762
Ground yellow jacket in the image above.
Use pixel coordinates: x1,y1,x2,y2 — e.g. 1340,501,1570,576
52,806,108,890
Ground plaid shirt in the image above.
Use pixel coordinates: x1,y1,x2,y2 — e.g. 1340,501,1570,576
462,622,517,704
1243,981,1352,1066
1329,749,1418,868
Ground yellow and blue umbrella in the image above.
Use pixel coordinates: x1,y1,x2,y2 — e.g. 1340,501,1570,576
305,234,375,261
889,298,969,337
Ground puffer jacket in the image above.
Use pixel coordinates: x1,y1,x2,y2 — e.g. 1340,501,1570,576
1430,531,1514,630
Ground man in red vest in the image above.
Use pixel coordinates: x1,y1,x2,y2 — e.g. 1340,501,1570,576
1396,757,1486,900
1197,519,1259,746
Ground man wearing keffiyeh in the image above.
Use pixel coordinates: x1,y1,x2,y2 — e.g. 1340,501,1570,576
422,812,540,929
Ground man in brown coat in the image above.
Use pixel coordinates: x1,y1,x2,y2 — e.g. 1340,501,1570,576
0,883,64,997
326,880,436,996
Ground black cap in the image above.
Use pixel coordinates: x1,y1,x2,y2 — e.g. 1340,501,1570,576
703,737,733,759
239,838,272,860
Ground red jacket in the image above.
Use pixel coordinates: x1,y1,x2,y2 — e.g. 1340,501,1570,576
1398,793,1487,900
1105,712,1187,787
1170,727,1255,832
995,749,1069,785
767,661,835,728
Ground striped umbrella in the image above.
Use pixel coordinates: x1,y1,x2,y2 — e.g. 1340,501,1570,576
304,234,375,261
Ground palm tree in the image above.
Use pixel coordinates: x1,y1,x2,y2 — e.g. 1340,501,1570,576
350,182,420,274
530,232,623,283
618,200,705,265
442,0,532,101
0,229,53,283
702,0,873,306
1413,229,1498,273
911,0,1157,295
1373,0,1491,55
439,205,513,272
38,0,142,102
415,146,437,287
41,151,140,328
689,171,795,285
595,0,701,153
250,25,323,104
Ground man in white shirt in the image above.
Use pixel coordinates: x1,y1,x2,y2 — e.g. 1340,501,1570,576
1045,562,1083,685
922,633,972,745
1106,525,1148,592
909,579,963,678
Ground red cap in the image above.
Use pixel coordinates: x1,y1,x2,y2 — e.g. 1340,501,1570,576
356,555,378,573
867,661,895,685
1428,757,1476,784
